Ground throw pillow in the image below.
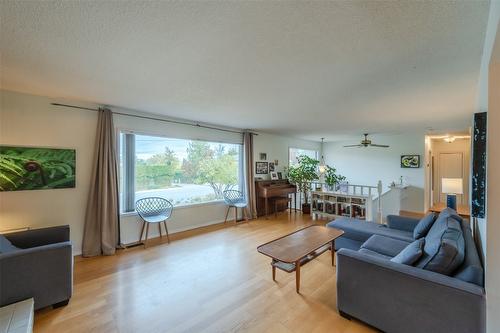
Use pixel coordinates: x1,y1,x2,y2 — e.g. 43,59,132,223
413,212,437,239
421,228,465,275
0,235,19,253
391,238,425,265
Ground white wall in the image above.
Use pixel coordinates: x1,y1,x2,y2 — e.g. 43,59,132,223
476,0,500,271
0,90,97,255
252,132,320,178
0,90,319,254
323,133,426,212
486,14,500,332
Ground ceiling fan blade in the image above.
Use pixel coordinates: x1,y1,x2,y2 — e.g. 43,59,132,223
343,144,363,148
370,144,390,148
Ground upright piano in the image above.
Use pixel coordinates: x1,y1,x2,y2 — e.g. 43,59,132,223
255,179,297,217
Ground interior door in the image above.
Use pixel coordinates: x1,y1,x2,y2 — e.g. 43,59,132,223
437,152,465,204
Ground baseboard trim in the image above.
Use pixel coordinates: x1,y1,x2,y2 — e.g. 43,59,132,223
74,218,252,260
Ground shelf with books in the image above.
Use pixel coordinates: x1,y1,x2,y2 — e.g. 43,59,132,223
310,190,373,221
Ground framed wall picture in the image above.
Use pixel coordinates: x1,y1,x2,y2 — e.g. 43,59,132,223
401,155,420,168
0,145,76,191
277,172,283,180
256,162,269,174
259,153,267,161
270,172,278,180
269,162,275,172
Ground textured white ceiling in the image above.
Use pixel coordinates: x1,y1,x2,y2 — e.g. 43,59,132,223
0,1,491,141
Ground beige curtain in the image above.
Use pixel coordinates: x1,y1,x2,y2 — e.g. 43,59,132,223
82,108,119,257
244,132,257,218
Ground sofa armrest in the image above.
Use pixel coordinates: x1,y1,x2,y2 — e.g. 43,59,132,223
336,249,486,333
0,241,73,310
5,225,70,248
386,215,419,232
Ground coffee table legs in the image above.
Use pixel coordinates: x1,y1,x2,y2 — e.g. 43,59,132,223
331,240,335,266
270,243,335,293
295,260,301,293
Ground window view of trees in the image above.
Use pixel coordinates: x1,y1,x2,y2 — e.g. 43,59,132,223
289,147,318,166
132,135,241,206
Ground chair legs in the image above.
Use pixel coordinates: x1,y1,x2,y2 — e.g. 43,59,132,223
139,220,171,248
139,221,146,243
225,205,251,225
164,221,170,243
224,206,230,223
144,222,150,248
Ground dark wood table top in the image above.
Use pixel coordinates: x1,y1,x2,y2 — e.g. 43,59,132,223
257,225,344,263
429,202,470,218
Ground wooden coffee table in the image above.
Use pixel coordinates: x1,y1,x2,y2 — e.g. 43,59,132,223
257,225,344,293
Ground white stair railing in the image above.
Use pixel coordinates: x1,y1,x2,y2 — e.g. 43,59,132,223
308,181,383,223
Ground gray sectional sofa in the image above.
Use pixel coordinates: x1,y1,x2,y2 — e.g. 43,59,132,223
0,225,73,310
327,208,485,333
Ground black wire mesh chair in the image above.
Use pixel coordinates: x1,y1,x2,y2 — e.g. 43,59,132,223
222,190,249,223
135,197,174,248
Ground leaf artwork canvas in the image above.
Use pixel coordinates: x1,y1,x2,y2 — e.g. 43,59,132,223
400,155,420,168
0,146,76,191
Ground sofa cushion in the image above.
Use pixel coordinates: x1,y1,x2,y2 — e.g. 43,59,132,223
453,221,484,286
0,235,19,253
391,238,425,265
334,237,364,252
358,248,392,261
413,212,437,239
360,235,411,258
327,218,414,243
416,213,465,275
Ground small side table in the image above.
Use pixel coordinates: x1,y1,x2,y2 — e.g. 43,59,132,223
429,203,470,219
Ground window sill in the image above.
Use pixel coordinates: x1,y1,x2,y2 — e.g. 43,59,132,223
120,199,226,217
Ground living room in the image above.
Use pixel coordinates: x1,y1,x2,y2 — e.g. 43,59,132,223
1,1,500,333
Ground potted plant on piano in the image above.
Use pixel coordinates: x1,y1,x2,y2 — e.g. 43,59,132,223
324,165,346,191
287,155,319,214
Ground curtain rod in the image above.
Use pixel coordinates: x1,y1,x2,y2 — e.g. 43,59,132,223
51,103,257,135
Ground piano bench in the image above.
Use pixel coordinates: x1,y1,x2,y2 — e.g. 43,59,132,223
271,197,292,218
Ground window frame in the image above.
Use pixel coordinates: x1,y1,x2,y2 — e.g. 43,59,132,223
117,128,244,214
288,147,319,167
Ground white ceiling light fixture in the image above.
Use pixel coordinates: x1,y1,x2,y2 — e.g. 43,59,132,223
319,138,326,174
444,136,456,143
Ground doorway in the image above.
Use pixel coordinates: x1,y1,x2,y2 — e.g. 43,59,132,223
425,135,471,209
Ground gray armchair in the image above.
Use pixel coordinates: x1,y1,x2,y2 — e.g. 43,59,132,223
0,225,73,310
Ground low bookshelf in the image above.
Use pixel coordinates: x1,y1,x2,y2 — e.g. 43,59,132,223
311,190,373,221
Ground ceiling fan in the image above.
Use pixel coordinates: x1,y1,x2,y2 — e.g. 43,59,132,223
344,134,390,148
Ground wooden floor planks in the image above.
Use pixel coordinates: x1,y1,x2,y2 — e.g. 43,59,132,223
34,213,377,333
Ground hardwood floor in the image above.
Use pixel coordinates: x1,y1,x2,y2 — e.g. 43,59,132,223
34,213,377,333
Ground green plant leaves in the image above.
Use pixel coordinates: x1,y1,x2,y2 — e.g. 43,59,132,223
0,147,76,191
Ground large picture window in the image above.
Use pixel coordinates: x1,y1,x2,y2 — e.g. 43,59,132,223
120,132,243,212
288,147,319,166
